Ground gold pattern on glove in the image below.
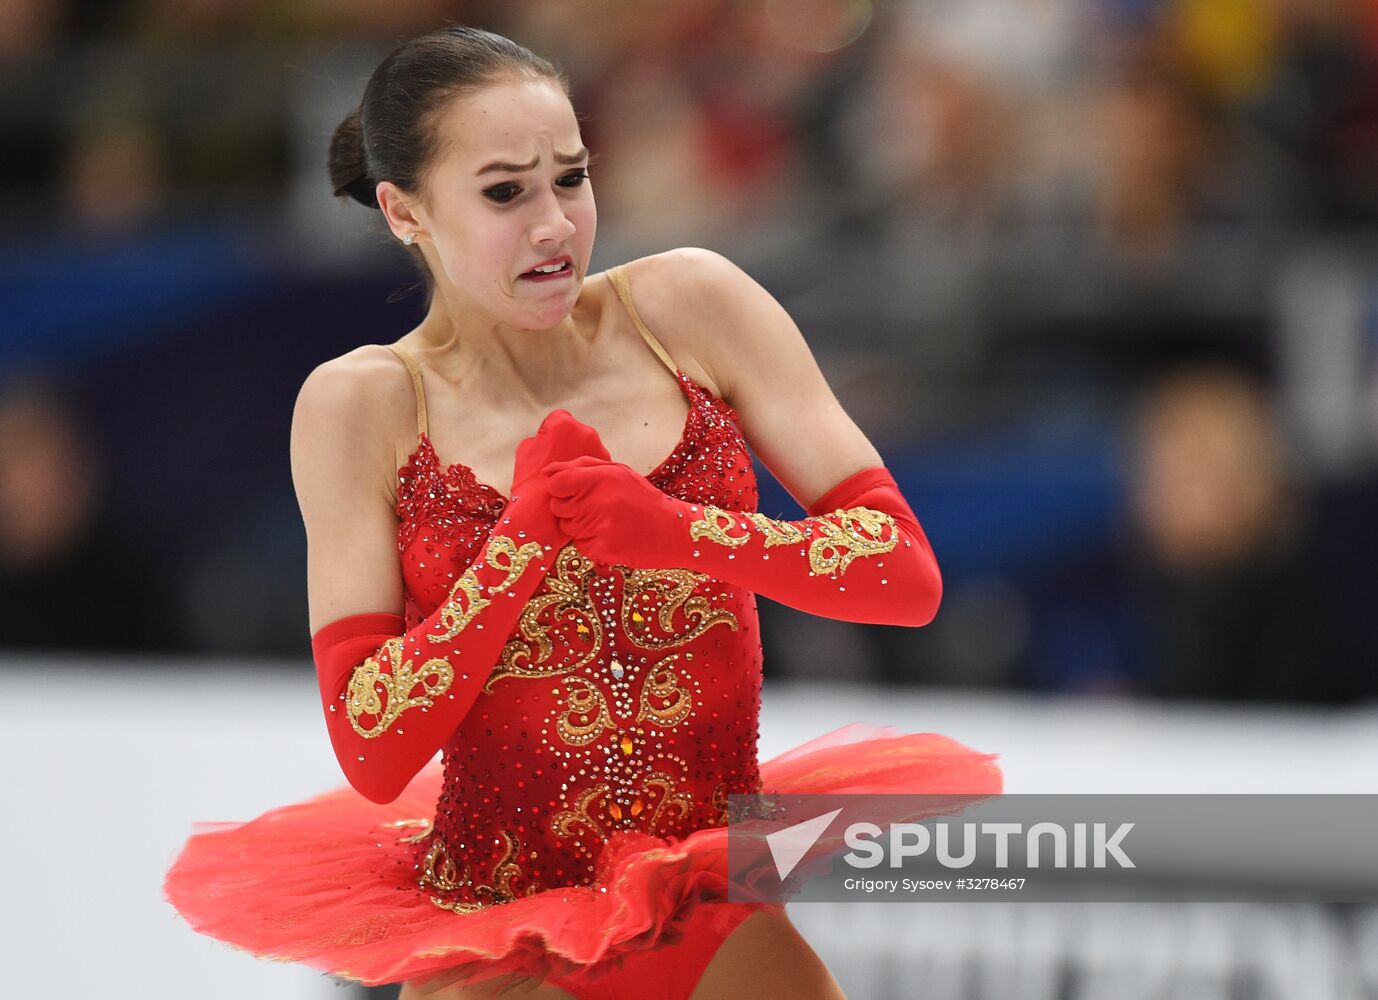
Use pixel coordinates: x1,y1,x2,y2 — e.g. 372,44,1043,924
430,535,545,643
688,504,897,575
346,637,454,739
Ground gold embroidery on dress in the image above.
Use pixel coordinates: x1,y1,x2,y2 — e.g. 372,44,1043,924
619,568,738,649
418,834,464,894
430,535,545,643
635,655,694,728
711,781,730,825
346,637,454,739
688,505,898,576
642,771,695,836
556,676,616,746
381,817,435,845
551,783,612,841
423,829,535,913
551,771,695,841
489,545,602,690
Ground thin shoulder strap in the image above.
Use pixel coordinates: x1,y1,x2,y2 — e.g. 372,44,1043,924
384,343,428,438
606,264,679,379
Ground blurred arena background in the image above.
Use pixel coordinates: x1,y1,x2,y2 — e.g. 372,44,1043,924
2,1,1377,997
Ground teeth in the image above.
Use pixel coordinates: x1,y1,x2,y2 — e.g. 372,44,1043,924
531,262,566,274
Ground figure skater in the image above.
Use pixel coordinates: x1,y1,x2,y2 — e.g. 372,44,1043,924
164,25,1002,1000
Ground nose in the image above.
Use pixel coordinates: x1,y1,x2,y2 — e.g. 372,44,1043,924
529,186,577,245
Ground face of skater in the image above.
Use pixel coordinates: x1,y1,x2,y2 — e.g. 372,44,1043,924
376,74,596,336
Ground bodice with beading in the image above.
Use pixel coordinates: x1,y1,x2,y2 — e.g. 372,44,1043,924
393,368,765,911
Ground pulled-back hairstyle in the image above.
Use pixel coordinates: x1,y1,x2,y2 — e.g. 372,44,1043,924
328,25,569,298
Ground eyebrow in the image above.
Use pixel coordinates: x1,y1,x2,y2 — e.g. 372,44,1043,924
476,147,590,176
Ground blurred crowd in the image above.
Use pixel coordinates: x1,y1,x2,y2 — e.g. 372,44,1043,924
5,1,1378,240
2,0,1377,704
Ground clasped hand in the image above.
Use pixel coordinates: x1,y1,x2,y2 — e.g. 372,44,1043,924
512,409,686,568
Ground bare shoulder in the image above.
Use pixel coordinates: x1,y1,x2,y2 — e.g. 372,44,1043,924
291,344,416,507
619,249,882,508
619,248,770,401
294,344,414,420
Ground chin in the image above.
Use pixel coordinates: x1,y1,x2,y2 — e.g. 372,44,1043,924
521,299,576,331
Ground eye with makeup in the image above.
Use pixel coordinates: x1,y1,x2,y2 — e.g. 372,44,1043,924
483,168,590,205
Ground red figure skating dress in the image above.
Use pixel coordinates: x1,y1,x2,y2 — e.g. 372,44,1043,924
163,264,1003,998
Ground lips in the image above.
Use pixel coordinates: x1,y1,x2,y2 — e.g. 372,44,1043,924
520,255,574,279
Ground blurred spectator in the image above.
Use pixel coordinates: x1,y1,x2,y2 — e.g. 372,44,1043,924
61,119,166,235
0,0,62,63
511,0,831,245
0,373,169,653
1095,48,1211,273
1130,365,1321,700
1025,365,1332,702
843,0,1032,234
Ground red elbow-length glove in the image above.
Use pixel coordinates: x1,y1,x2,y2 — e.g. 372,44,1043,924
309,411,607,804
546,458,941,626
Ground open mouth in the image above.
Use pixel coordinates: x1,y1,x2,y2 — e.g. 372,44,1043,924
520,259,573,280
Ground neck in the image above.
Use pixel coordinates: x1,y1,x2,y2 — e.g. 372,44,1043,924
405,280,600,406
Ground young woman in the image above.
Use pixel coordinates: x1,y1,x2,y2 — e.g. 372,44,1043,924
164,25,1002,1000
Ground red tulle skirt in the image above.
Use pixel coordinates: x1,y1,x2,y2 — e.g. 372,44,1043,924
163,723,1002,994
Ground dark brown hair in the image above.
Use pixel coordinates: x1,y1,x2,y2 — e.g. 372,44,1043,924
328,25,569,296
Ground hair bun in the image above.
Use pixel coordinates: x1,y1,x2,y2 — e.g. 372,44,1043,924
340,172,380,209
328,106,379,209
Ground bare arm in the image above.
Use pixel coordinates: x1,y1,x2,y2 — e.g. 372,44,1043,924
289,354,585,803
291,351,406,636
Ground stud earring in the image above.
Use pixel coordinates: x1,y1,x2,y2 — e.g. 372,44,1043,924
402,234,415,246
